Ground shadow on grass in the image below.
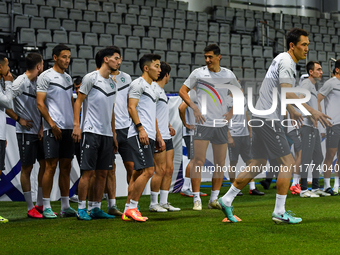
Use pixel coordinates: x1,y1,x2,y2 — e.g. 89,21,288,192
146,213,203,221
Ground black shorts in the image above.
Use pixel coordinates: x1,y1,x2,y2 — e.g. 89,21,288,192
155,138,174,153
43,129,75,159
228,135,252,162
183,135,194,159
251,118,291,160
17,133,45,166
286,129,302,152
194,125,229,144
80,132,114,171
165,138,174,151
0,140,5,171
128,135,155,171
116,127,133,162
326,124,340,150
300,126,323,172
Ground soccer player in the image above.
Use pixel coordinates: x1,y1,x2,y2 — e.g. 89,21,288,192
0,53,14,223
179,96,195,197
72,47,120,220
6,53,46,218
123,54,164,222
299,61,329,197
36,44,76,219
178,98,207,198
226,92,264,196
149,61,180,212
178,44,241,210
105,49,132,216
318,59,340,195
219,28,331,224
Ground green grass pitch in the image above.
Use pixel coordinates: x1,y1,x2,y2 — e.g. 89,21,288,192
1,181,340,255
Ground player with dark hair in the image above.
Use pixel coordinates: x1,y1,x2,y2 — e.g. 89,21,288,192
123,54,164,222
179,44,242,210
149,61,180,212
72,47,119,220
219,28,331,224
6,52,46,218
178,95,207,198
299,61,329,197
318,59,340,195
36,44,76,219
104,46,132,216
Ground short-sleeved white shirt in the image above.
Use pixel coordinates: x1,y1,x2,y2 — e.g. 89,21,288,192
127,77,159,140
80,70,117,136
184,66,241,127
254,52,296,120
36,68,74,131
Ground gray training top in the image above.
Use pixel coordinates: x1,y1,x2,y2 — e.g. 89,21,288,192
319,76,340,125
12,73,41,135
0,81,13,140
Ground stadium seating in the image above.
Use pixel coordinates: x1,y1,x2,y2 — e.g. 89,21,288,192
2,0,337,94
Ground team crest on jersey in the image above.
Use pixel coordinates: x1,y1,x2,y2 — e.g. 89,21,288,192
121,77,125,83
110,82,114,89
66,77,70,83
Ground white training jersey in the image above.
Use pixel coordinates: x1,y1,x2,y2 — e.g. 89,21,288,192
80,70,117,137
12,73,41,134
0,81,13,140
36,68,74,131
184,66,241,127
155,83,170,140
227,95,249,136
319,76,340,125
127,77,159,140
300,78,319,127
112,71,132,130
254,52,296,121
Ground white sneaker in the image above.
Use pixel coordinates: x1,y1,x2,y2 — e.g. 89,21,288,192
160,203,181,212
208,199,222,209
149,204,167,212
312,189,331,197
300,190,320,198
193,200,202,211
69,194,78,203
